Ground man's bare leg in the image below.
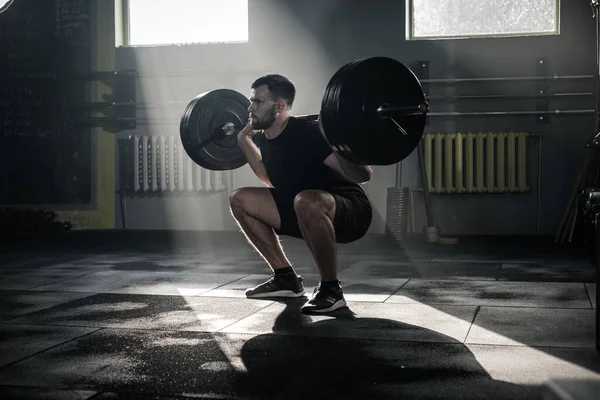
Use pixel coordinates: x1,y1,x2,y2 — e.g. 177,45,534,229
293,190,338,281
294,190,346,312
230,188,304,298
229,187,292,271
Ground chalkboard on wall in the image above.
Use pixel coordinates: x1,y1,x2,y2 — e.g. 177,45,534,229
0,0,92,205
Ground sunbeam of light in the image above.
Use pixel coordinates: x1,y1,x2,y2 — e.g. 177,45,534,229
179,290,600,381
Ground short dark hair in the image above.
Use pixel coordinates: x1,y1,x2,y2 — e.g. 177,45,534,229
251,74,296,107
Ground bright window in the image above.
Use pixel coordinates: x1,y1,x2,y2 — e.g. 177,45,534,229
0,0,14,14
407,0,560,40
127,0,248,46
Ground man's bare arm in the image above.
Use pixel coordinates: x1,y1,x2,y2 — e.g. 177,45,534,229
323,153,373,184
237,131,273,188
318,114,372,184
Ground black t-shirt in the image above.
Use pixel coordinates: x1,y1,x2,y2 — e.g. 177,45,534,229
253,116,367,198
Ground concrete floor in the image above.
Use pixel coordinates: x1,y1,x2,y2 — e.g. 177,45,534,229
0,230,598,399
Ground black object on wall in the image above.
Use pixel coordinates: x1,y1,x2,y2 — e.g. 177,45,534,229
0,0,92,205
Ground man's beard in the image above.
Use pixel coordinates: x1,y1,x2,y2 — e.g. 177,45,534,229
252,106,277,130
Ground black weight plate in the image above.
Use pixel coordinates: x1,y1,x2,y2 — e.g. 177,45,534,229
328,60,362,163
180,93,218,170
320,63,345,148
180,89,250,171
336,57,427,165
331,61,365,163
180,89,248,170
321,59,362,162
329,60,368,165
343,57,426,165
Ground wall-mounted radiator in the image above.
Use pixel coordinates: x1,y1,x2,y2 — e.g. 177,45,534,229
424,132,530,194
119,135,228,194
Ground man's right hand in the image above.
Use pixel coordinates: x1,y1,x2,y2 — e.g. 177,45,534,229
236,118,271,187
238,118,261,140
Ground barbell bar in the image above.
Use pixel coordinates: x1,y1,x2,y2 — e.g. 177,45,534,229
420,75,594,84
427,109,595,117
180,56,429,171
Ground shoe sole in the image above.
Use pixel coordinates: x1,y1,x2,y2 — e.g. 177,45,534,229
246,289,306,298
302,299,347,313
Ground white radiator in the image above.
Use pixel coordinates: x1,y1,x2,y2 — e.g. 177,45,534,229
132,135,227,193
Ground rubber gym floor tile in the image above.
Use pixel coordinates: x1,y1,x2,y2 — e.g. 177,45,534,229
29,271,248,296
586,283,596,309
6,293,274,333
336,252,416,264
542,380,600,400
0,324,99,367
339,260,500,280
338,261,418,279
0,261,127,280
0,290,96,319
0,385,97,400
105,261,193,273
177,259,267,274
0,269,99,291
385,280,591,308
65,255,220,272
335,278,410,302
465,345,600,386
430,256,519,263
184,253,339,275
415,262,500,280
66,256,233,273
87,392,181,399
0,329,298,399
0,254,87,270
498,263,596,283
220,300,477,344
275,342,542,400
0,327,547,400
51,257,220,273
466,307,597,348
72,254,179,265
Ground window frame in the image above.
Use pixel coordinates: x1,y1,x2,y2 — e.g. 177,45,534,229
406,0,561,41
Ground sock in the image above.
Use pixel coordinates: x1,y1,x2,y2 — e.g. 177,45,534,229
320,279,341,288
274,266,296,279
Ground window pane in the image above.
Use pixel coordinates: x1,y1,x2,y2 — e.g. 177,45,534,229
409,0,559,40
128,0,248,46
0,0,14,14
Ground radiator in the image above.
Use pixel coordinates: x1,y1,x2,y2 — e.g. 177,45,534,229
424,132,530,194
386,187,410,242
129,135,227,193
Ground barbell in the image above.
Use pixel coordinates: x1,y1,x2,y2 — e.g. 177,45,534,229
179,56,428,171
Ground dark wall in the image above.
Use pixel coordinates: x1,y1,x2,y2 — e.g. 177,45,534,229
116,0,596,235
0,0,93,206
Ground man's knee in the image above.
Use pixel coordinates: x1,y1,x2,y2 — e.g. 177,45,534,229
294,190,335,221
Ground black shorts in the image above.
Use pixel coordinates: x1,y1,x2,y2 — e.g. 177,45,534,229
269,187,372,244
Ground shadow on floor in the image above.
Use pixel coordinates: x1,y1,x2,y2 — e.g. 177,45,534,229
236,299,538,400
